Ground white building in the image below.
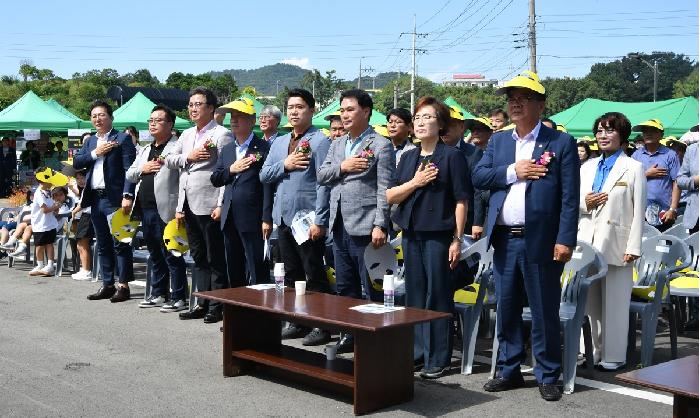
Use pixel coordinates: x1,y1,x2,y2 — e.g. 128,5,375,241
443,74,498,88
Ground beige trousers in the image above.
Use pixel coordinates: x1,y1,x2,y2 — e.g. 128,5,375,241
583,264,634,364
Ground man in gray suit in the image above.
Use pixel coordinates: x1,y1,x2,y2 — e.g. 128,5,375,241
260,88,332,346
677,142,699,233
318,89,395,353
126,104,187,312
165,87,234,324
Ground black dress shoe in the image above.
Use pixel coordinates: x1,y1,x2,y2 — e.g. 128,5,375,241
302,328,331,346
179,305,207,320
281,323,308,339
87,285,116,300
203,311,223,324
335,334,354,354
538,383,562,401
110,286,131,303
483,376,526,392
420,366,448,379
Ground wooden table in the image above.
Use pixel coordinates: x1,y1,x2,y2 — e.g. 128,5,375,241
194,287,451,415
617,355,698,418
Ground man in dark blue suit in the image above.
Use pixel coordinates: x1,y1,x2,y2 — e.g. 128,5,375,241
211,98,272,288
473,72,579,401
74,100,136,302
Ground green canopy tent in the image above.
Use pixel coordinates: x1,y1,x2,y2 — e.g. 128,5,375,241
0,91,86,131
45,98,91,129
112,92,192,131
311,99,388,129
443,97,476,119
551,97,699,139
221,93,288,127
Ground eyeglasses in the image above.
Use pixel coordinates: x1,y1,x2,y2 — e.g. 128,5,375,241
506,95,536,104
596,128,616,135
188,102,208,109
413,114,438,122
147,118,170,125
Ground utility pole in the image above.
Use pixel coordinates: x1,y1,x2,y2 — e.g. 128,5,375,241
632,54,660,102
528,0,537,73
357,57,374,89
312,80,316,98
401,16,428,112
276,80,280,96
393,83,399,109
358,57,374,89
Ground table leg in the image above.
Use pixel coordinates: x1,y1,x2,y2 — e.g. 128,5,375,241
223,305,281,377
673,394,699,418
353,326,413,415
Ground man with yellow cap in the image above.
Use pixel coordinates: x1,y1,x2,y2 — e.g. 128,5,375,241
631,119,681,231
473,71,579,401
211,97,273,291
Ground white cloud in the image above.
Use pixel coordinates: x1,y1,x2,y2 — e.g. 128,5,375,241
280,57,311,69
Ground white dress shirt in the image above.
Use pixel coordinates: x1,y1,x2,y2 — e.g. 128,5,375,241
497,122,542,226
89,131,109,190
234,132,254,161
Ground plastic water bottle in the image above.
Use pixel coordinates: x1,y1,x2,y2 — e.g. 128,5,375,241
383,274,395,308
273,263,285,292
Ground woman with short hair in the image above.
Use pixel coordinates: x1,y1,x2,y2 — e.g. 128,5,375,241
578,112,646,371
387,97,470,379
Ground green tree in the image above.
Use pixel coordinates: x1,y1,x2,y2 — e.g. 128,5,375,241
300,69,346,108
587,52,696,102
373,75,437,114
122,68,159,87
435,85,506,117
673,66,699,99
541,77,605,117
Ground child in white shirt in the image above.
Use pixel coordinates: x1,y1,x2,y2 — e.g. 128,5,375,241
28,171,66,276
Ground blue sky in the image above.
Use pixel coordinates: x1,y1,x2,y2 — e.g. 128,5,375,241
1,0,697,84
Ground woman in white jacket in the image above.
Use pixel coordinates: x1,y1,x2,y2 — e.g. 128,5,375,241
578,112,646,371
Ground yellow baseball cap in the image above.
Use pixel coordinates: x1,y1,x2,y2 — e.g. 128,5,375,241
320,128,331,137
633,119,664,132
35,167,68,187
556,124,568,133
323,110,341,121
221,97,255,115
589,142,599,151
163,219,189,257
448,105,466,121
578,136,593,143
373,124,390,138
464,116,493,131
495,70,546,95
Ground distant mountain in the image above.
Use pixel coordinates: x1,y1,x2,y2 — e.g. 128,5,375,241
346,72,410,90
211,63,310,96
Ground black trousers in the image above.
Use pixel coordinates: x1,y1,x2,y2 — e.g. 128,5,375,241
277,223,330,293
223,213,269,287
183,200,228,313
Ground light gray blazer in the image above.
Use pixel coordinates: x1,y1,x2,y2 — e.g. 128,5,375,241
677,142,698,230
259,127,331,227
126,137,180,223
165,120,234,216
317,128,395,236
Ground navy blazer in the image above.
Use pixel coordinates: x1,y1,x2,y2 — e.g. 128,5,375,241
73,129,136,208
1,147,16,175
211,134,273,233
472,124,580,263
391,141,470,232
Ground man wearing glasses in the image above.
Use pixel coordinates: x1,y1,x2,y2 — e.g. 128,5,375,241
259,105,282,144
126,105,187,312
166,87,234,324
474,71,579,401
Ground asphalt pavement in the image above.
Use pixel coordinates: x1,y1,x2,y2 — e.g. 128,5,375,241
0,259,694,417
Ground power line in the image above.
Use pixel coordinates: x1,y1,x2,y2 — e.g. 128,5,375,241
418,0,453,28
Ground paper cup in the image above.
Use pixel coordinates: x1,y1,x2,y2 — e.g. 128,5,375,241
325,344,337,361
294,281,306,296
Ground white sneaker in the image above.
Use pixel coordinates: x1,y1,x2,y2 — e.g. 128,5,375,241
29,265,44,276
0,239,16,250
39,264,55,276
139,295,166,308
160,299,187,312
71,270,92,281
9,243,27,257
